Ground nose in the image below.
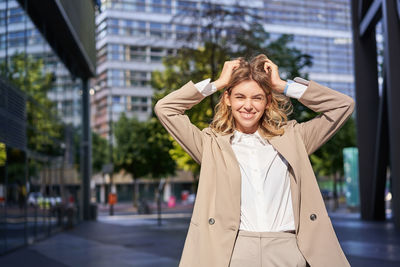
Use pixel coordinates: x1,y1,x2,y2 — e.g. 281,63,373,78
243,99,253,112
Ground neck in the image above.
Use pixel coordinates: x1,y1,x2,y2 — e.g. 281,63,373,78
236,127,258,134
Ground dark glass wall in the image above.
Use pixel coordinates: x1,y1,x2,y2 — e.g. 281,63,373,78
0,0,84,254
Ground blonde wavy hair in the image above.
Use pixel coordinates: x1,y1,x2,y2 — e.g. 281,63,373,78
210,54,293,138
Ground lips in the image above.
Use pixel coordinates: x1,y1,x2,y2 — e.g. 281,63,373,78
239,111,256,119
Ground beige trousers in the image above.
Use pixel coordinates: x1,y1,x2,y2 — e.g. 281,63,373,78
229,230,307,267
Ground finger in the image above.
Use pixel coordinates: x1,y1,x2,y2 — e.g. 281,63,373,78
264,62,274,71
265,62,277,71
232,61,241,70
265,58,277,66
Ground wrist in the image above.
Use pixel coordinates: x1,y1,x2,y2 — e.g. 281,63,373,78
213,79,226,91
273,80,287,94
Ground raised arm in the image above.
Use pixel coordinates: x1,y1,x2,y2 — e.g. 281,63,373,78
263,57,355,155
295,81,355,155
154,81,206,164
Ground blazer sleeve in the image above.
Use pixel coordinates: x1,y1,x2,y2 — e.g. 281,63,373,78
295,80,355,155
154,81,206,164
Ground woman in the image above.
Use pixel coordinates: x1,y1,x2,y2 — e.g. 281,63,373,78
155,54,354,267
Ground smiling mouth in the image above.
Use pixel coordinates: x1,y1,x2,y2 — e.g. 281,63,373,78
239,111,256,119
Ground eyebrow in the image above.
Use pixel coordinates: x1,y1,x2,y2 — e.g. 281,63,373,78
233,93,265,97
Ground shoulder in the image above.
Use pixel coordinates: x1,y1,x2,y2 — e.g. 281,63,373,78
201,127,232,141
283,119,299,130
280,119,304,137
202,127,218,137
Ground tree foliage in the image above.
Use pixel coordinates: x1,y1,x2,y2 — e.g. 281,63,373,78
113,113,176,179
0,53,64,156
0,143,5,167
91,132,109,173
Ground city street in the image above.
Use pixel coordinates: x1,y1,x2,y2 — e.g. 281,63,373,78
1,0,399,266
1,203,400,267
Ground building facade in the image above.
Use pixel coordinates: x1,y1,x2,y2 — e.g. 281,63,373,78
0,0,97,254
0,0,82,127
92,0,354,139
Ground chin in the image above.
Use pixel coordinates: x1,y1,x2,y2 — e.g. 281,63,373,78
235,121,260,133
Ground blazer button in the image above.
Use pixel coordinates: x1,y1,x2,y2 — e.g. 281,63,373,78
208,218,215,225
310,214,317,221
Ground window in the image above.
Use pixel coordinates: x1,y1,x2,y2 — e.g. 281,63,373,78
151,0,163,13
136,0,146,12
150,22,163,37
112,96,121,103
108,69,123,87
150,47,164,62
129,45,147,61
126,71,148,86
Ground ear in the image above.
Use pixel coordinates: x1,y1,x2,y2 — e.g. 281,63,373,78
224,91,231,107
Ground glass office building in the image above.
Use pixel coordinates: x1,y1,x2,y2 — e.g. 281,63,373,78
0,0,94,254
92,0,354,138
0,0,82,127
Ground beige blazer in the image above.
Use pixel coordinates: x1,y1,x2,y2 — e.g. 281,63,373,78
155,80,355,267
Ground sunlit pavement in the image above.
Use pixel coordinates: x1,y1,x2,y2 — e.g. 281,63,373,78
1,203,400,266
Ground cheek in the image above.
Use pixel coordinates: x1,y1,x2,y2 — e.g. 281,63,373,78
230,99,243,109
254,102,267,112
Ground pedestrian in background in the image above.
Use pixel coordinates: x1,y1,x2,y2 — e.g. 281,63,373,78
155,54,354,267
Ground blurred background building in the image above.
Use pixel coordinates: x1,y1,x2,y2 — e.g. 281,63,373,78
91,0,354,139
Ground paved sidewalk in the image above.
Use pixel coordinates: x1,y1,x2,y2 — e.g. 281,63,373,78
97,201,195,216
1,210,400,266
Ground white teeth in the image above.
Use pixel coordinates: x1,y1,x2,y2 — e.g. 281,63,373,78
240,112,254,119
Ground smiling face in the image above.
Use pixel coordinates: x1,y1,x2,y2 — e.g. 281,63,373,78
224,80,268,134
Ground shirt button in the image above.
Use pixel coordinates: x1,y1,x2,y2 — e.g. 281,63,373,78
310,214,317,221
208,218,215,225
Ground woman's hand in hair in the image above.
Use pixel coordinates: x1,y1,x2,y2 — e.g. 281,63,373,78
214,60,241,91
263,58,287,94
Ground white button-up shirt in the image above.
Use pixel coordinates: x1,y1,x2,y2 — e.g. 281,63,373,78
232,130,295,232
195,78,307,232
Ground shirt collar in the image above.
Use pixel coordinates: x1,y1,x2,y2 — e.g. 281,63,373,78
231,129,268,146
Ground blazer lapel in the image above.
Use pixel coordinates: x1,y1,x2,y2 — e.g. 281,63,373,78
267,134,299,183
217,133,242,212
268,134,301,233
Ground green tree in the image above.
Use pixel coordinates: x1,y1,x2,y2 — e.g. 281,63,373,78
145,117,176,179
113,113,175,206
91,132,109,174
0,53,63,156
0,143,5,167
